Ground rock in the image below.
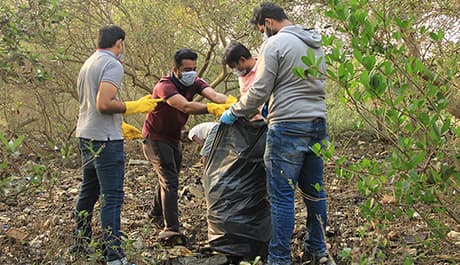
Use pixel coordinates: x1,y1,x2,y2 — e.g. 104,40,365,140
447,230,460,246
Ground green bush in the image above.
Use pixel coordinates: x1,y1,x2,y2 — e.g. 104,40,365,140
294,0,459,262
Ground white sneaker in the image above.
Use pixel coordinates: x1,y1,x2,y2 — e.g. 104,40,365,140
107,257,129,265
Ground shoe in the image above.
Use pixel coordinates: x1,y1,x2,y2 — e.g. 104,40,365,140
304,253,336,265
107,257,129,265
158,229,188,246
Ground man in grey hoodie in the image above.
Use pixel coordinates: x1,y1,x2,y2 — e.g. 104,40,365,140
220,3,333,265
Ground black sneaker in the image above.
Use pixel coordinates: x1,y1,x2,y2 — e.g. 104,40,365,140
158,229,188,247
304,253,336,265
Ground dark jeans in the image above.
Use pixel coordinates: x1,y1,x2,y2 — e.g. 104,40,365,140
143,139,182,232
75,138,125,262
264,120,328,265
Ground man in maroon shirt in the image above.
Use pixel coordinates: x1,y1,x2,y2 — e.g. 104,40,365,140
142,48,234,240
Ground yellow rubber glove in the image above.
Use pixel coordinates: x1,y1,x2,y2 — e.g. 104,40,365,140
124,95,162,116
225,95,237,105
122,122,143,140
207,103,228,116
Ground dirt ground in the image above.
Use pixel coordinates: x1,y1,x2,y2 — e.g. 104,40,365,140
0,132,458,264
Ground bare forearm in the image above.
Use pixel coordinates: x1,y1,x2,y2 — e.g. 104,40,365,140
182,102,208,114
212,93,228,104
97,98,126,114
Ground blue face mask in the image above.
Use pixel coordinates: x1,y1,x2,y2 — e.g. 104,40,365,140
117,53,124,61
232,67,248,77
179,71,197,87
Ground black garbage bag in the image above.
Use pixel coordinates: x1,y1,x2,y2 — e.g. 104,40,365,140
203,119,271,260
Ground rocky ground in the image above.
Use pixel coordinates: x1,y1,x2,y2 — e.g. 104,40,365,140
0,132,458,264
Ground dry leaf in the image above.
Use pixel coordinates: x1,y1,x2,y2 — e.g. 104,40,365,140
6,228,27,241
380,194,397,204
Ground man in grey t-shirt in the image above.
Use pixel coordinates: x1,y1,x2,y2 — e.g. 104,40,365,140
72,25,158,265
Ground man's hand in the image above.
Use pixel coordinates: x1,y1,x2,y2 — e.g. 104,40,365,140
124,95,162,116
207,94,238,116
225,95,237,105
207,103,229,116
220,109,237,125
122,122,143,140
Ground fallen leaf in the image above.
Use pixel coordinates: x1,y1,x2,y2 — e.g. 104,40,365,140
380,194,397,204
6,228,27,241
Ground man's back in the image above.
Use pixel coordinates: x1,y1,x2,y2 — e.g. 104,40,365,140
76,50,124,141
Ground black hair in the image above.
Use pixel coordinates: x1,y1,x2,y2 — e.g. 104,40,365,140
222,41,252,66
97,25,125,49
250,2,288,26
174,48,198,68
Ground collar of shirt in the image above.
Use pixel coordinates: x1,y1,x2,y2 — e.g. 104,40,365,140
96,49,117,59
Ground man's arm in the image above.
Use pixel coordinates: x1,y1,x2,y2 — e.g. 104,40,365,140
166,93,208,114
96,82,126,114
201,87,228,104
192,135,204,145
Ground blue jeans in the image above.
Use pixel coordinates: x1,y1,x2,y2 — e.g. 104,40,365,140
75,138,125,262
264,120,328,265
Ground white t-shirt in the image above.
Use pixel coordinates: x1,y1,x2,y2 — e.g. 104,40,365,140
188,122,219,142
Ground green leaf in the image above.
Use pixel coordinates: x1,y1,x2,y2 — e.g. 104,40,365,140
353,49,363,63
362,56,376,71
381,61,393,75
392,31,402,40
419,26,428,34
322,35,334,46
394,17,410,29
301,55,313,67
12,135,25,149
326,69,337,79
331,46,341,61
406,208,415,219
307,49,317,66
405,61,413,74
429,30,444,41
440,118,451,135
414,59,424,74
310,143,322,156
292,67,306,79
338,63,349,81
338,248,352,260
418,112,430,126
0,131,8,147
359,70,369,87
312,183,322,192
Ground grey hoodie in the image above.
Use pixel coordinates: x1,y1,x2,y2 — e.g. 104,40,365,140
231,24,327,124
